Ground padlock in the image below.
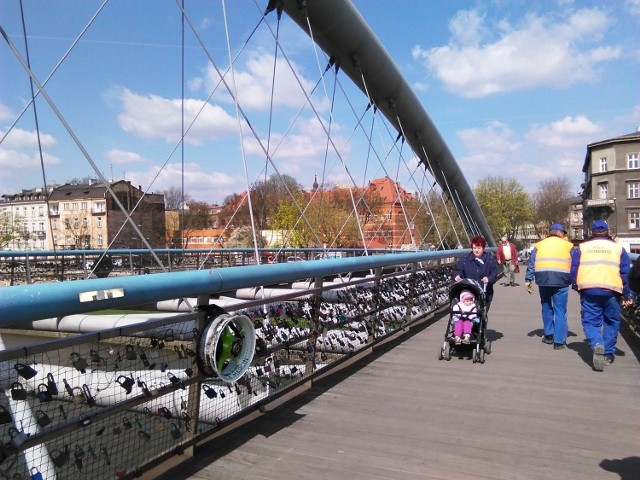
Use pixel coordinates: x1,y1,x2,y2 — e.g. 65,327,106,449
158,406,173,420
202,383,218,398
8,427,29,447
116,375,135,394
164,328,175,342
180,397,187,410
124,344,137,361
169,423,182,440
122,417,132,430
112,422,122,435
134,416,142,429
89,349,103,363
174,345,186,359
82,384,97,407
37,383,52,403
0,405,12,424
100,444,111,465
115,464,126,478
137,429,151,441
150,337,158,348
50,445,70,468
70,353,88,373
14,363,37,380
10,382,27,401
107,346,116,357
181,411,191,426
88,443,97,459
167,372,184,390
74,445,85,470
71,387,85,405
95,426,105,436
153,418,165,432
160,362,169,372
63,378,74,397
138,380,151,397
46,373,58,396
142,406,153,417
36,410,51,428
58,405,67,420
30,467,43,480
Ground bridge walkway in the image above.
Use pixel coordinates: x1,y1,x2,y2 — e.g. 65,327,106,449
158,272,640,480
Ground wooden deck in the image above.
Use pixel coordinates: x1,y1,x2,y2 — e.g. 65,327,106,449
157,272,640,480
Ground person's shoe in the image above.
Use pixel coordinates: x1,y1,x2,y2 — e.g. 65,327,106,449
553,343,565,350
541,335,553,344
604,354,614,366
510,281,515,286
454,336,461,345
462,334,471,344
593,344,605,371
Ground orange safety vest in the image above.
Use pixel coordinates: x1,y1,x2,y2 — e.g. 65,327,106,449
576,238,623,293
534,236,572,274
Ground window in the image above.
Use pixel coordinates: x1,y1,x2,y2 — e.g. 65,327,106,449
38,222,44,232
628,153,639,169
50,204,59,215
629,182,640,199
81,201,87,210
630,212,640,229
72,202,78,211
97,234,103,247
64,219,70,228
31,206,35,217
94,201,106,213
599,183,608,199
38,206,44,217
599,157,607,172
97,217,102,228
63,203,69,211
52,219,58,230
82,218,88,228
73,218,79,229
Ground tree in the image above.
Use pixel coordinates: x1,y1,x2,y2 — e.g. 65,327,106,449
225,226,266,248
0,212,26,249
474,176,534,243
532,177,573,237
162,186,193,211
409,190,466,249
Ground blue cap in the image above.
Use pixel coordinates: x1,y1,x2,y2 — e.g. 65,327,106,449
592,219,609,232
550,223,566,233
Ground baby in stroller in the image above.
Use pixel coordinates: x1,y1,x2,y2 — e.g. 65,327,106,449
452,289,479,345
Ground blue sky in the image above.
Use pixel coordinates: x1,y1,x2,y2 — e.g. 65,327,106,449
1,0,639,204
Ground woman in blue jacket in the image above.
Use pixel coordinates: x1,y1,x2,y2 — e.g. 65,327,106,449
453,236,498,310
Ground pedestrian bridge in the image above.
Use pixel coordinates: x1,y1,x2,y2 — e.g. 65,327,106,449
155,271,640,480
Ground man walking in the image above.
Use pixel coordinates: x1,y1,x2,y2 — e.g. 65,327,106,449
525,224,573,349
571,220,632,371
496,235,518,286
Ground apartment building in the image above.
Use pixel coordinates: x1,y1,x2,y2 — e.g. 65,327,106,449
0,187,54,250
581,129,640,252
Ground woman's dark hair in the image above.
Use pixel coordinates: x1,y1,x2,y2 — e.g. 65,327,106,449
470,236,486,248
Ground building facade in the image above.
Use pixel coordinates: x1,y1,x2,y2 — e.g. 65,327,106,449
582,130,640,252
0,187,54,250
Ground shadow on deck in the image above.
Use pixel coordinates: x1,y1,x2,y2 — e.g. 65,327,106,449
156,273,640,480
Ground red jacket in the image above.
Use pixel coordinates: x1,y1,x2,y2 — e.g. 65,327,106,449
496,242,518,265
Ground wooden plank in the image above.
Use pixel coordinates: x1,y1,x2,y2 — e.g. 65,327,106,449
154,273,640,479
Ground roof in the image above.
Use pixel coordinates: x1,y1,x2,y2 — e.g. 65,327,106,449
582,130,640,172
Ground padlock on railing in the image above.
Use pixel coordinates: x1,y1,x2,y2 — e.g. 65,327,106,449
167,372,185,390
116,375,135,394
153,418,165,432
169,423,182,440
58,405,67,420
70,353,88,374
202,384,217,399
30,467,43,480
14,363,37,380
0,405,12,424
89,349,103,363
50,445,70,468
122,417,132,430
63,378,74,397
124,344,137,361
112,422,122,435
46,373,58,396
115,464,126,478
100,444,111,465
36,410,51,428
8,427,29,447
158,406,173,420
138,380,152,397
137,430,151,441
10,382,27,401
71,387,85,405
82,384,96,407
74,445,85,470
37,383,52,403
164,328,175,343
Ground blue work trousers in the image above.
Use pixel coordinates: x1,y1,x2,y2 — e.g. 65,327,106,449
579,293,621,355
538,285,569,344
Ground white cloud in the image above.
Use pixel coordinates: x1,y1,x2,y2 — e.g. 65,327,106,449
0,103,13,122
105,149,146,165
412,7,621,98
526,115,602,147
117,88,237,145
627,0,640,16
197,50,321,111
0,127,56,150
125,162,240,203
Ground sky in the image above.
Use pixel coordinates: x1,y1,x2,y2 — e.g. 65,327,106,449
1,0,639,205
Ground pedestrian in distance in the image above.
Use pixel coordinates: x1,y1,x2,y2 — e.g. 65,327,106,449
496,235,518,286
453,236,498,311
570,220,633,371
524,223,573,350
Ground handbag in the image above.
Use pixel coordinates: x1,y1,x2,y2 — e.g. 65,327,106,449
514,264,520,274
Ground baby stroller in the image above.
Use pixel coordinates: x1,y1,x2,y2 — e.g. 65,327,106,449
438,278,491,363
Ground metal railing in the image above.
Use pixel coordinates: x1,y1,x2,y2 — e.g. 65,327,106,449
0,250,460,479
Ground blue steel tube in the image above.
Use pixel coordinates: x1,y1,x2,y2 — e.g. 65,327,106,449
0,251,458,326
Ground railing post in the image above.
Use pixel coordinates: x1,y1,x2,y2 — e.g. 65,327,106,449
25,255,32,284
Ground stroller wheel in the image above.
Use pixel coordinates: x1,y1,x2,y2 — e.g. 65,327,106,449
485,340,492,355
472,349,477,363
443,342,451,361
479,348,486,364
